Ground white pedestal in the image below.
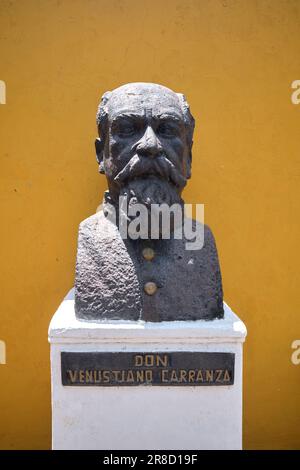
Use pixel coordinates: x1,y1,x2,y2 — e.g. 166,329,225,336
49,289,247,450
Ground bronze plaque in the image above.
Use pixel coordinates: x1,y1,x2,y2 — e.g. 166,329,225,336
61,352,234,386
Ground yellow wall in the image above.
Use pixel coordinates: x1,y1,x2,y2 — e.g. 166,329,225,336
0,0,299,449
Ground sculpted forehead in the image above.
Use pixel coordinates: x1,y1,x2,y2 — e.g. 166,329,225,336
107,83,183,120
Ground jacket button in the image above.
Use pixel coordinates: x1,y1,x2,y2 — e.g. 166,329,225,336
142,247,155,261
144,281,157,296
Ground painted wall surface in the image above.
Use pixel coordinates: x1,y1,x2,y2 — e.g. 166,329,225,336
0,0,299,449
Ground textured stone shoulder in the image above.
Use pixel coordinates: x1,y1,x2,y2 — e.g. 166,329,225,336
77,210,120,247
78,210,107,231
203,223,217,244
75,210,142,321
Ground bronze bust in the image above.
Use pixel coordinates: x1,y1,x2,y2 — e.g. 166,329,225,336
74,83,224,322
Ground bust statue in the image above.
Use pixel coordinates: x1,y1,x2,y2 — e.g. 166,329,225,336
74,83,224,322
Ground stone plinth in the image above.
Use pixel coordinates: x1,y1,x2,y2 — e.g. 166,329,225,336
49,289,247,450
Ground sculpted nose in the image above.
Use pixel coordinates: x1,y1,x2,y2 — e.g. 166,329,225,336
136,126,162,158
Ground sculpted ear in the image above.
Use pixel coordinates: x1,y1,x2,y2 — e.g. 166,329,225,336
95,138,105,174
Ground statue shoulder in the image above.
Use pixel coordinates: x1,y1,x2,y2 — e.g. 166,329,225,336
182,217,218,249
77,211,120,250
78,210,105,230
75,210,142,321
203,223,217,243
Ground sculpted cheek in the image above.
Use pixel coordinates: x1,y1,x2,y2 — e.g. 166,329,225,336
175,135,185,150
108,139,134,176
165,136,184,153
109,138,124,161
164,139,185,166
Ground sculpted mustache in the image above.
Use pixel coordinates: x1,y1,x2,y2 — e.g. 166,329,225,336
113,155,186,188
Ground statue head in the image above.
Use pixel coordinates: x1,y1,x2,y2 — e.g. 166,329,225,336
95,82,195,207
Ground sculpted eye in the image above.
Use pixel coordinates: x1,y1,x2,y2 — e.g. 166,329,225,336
157,122,179,138
116,121,137,137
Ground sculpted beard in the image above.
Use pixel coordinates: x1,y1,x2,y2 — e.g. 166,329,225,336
115,153,186,209
118,177,184,238
106,154,187,236
119,176,183,209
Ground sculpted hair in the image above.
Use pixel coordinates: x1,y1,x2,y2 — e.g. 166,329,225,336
96,91,112,142
96,89,195,148
176,93,195,151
